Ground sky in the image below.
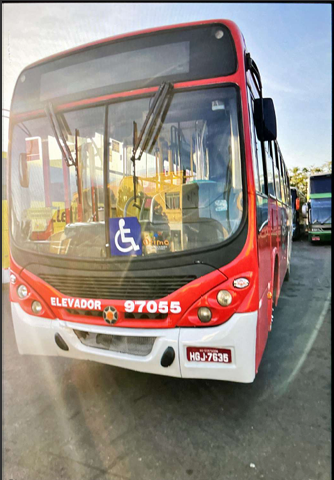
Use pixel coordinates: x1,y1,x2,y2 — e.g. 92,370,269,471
2,2,332,170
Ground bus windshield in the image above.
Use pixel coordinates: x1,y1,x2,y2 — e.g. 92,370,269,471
310,175,331,194
310,198,331,225
10,86,244,259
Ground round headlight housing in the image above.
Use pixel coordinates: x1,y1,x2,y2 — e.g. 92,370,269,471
217,290,232,307
31,301,43,314
17,284,28,299
197,307,212,323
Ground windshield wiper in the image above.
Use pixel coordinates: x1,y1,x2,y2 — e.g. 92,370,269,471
131,82,173,205
45,103,85,222
321,215,331,225
45,102,76,167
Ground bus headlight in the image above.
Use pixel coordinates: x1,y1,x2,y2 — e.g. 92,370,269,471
217,290,232,306
31,301,43,314
197,307,212,323
17,284,28,299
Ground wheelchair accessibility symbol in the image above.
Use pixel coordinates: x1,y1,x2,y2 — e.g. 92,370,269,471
109,217,142,256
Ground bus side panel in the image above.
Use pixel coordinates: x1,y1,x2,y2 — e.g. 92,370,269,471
278,203,288,290
255,195,271,372
276,201,283,294
268,197,281,303
240,78,271,374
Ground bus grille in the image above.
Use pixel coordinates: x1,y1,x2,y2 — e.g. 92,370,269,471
39,274,196,300
74,330,156,356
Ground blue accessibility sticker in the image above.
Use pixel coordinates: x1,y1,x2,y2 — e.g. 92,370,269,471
109,217,142,256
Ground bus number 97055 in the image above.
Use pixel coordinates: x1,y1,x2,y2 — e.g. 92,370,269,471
124,300,182,314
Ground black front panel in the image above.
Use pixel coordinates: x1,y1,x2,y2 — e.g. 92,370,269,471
38,273,196,300
12,23,237,113
11,217,248,281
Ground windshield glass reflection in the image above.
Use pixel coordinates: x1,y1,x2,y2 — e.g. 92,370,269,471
10,87,244,258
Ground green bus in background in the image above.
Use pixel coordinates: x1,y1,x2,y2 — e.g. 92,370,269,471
307,172,331,243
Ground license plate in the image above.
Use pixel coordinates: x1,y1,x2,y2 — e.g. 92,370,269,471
187,347,232,363
312,236,320,241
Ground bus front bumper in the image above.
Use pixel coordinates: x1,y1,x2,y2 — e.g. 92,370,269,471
308,231,331,242
11,303,257,383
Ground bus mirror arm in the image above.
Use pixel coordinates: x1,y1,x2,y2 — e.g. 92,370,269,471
246,54,277,142
245,53,262,92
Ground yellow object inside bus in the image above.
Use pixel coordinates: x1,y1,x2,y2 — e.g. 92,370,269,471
20,134,200,254
19,125,238,256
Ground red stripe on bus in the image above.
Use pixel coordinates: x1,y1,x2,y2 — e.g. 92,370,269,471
12,74,242,120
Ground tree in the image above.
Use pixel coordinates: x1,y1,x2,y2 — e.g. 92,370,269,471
321,160,332,173
289,166,309,197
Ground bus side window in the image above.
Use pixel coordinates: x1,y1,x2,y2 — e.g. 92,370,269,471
247,88,266,195
279,152,286,204
247,89,260,192
265,142,275,197
273,143,282,202
276,146,284,203
286,171,291,206
257,134,266,195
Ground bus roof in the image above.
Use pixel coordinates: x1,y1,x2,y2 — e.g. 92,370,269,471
11,19,246,116
25,19,242,71
309,172,331,179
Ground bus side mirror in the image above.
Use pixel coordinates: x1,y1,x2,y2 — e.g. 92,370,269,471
254,98,277,141
19,153,29,188
301,203,308,218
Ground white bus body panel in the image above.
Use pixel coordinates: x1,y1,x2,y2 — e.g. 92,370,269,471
11,302,258,383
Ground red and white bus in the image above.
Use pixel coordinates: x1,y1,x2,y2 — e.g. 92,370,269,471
8,20,292,383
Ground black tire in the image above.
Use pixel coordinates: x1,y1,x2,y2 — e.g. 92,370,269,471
284,263,290,282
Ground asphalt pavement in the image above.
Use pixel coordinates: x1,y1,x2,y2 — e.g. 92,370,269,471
2,239,331,480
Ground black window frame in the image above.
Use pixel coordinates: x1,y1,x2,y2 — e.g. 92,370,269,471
9,82,248,266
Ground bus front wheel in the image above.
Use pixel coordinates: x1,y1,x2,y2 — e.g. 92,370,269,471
284,263,290,282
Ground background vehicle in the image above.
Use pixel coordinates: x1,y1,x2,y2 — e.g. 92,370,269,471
291,186,307,240
8,20,291,383
307,172,331,242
